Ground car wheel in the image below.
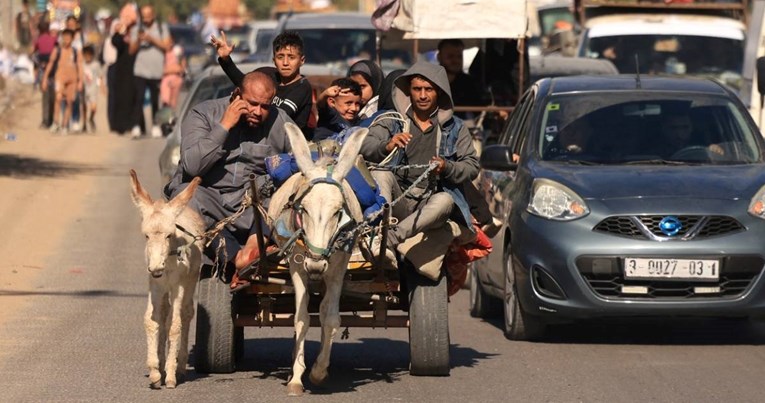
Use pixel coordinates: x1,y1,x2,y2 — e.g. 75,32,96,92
503,246,546,341
469,263,499,318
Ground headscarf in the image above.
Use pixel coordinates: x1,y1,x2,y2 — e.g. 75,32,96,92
377,69,405,111
347,60,384,96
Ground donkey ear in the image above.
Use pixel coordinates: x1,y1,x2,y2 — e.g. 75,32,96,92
168,176,201,216
285,122,314,176
332,128,369,182
129,169,153,213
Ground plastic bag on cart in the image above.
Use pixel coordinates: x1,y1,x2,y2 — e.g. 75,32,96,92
446,225,492,296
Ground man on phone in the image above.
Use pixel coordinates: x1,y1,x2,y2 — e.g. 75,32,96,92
164,70,295,274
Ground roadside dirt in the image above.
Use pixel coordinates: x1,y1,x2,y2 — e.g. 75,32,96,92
0,81,119,324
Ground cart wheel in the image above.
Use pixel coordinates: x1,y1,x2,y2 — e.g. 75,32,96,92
407,267,450,376
195,275,236,373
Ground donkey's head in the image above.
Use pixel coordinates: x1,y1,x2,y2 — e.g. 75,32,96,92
130,170,201,278
286,123,368,279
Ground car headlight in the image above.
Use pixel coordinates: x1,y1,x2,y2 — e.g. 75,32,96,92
527,179,589,221
748,185,765,219
170,146,181,167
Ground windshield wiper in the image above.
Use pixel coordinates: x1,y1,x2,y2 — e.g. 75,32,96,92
621,159,689,165
561,159,601,165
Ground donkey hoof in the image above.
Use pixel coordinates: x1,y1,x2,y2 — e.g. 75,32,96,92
309,370,327,386
148,371,162,389
286,383,304,396
165,381,176,389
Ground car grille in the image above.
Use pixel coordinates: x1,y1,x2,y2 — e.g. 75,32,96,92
593,215,744,240
577,256,763,300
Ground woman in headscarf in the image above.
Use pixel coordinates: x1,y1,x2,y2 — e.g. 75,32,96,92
347,60,384,120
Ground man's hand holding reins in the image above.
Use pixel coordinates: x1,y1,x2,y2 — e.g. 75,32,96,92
430,156,446,176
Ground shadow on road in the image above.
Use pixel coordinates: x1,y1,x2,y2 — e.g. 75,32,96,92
0,289,145,298
482,316,765,345
0,154,103,178
188,336,497,394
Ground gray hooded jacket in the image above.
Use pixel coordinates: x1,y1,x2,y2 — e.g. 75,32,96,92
360,61,479,187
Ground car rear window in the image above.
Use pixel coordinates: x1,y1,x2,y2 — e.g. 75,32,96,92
537,93,762,165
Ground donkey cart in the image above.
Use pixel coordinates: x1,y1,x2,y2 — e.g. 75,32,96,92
194,246,451,377
193,126,455,382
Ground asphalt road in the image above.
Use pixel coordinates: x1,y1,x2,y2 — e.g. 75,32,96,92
2,137,765,403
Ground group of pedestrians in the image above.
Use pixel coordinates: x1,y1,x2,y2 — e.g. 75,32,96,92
104,3,183,138
165,29,493,277
25,2,185,138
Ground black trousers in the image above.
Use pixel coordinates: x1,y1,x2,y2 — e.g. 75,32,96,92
132,76,161,132
106,65,117,132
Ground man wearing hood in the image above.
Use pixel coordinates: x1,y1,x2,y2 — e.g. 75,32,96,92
360,61,479,257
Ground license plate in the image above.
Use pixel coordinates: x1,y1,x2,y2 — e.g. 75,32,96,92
623,258,719,281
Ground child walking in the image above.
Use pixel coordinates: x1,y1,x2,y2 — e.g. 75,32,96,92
82,45,101,132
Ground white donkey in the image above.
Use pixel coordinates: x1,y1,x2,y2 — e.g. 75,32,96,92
269,123,367,396
129,170,205,389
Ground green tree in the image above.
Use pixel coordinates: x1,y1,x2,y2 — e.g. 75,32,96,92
241,0,276,19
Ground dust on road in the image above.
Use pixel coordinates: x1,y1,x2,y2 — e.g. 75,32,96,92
0,83,120,324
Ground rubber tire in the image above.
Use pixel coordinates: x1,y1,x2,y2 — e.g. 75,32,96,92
408,269,450,376
469,263,500,318
195,276,236,373
503,246,547,341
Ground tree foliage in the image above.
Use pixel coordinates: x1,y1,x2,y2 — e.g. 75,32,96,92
79,0,207,21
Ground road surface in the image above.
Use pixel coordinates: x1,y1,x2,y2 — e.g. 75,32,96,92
1,89,765,402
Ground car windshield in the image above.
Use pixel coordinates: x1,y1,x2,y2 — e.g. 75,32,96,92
294,28,410,67
584,35,744,90
184,77,236,119
226,25,252,53
537,93,762,165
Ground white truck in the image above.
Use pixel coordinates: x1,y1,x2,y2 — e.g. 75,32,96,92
576,0,748,99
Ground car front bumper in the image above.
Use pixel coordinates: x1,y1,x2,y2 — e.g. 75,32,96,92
511,198,765,321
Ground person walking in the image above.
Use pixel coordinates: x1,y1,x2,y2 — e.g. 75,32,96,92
109,20,138,134
33,20,57,128
42,29,83,134
15,0,35,52
128,4,170,138
159,36,185,110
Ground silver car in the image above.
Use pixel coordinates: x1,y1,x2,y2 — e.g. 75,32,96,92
472,75,765,341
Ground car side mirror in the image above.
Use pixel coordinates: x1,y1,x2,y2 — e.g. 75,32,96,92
480,145,518,171
757,56,765,105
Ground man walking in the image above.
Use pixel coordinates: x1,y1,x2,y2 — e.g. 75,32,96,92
129,4,170,138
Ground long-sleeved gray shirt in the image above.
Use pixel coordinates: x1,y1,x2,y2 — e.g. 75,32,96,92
167,97,293,210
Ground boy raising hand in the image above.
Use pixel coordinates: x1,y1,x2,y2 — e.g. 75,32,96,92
211,30,313,138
